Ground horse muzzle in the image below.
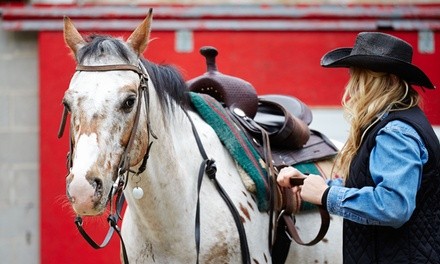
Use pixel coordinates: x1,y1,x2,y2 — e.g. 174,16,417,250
66,173,107,216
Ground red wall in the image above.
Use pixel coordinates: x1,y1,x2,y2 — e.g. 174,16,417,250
40,29,440,263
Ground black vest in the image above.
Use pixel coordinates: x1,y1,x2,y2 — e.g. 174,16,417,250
344,107,440,264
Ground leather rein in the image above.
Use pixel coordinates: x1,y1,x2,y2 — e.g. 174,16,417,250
58,62,251,263
231,113,331,250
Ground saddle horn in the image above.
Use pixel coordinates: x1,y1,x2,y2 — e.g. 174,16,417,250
200,46,218,72
187,46,259,118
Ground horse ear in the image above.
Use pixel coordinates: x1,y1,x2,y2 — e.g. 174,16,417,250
63,16,85,57
127,8,153,56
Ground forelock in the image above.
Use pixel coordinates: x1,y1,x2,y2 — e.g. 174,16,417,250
77,35,138,64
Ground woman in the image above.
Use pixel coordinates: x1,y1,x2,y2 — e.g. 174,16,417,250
278,32,440,263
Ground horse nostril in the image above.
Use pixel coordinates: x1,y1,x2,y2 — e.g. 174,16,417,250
92,178,103,197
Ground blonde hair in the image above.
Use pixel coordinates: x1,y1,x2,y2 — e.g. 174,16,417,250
334,68,421,179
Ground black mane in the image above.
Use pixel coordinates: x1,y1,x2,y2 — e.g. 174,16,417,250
142,59,189,112
77,34,189,111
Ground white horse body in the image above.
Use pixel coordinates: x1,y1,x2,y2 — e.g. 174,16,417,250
121,85,271,263
62,10,341,264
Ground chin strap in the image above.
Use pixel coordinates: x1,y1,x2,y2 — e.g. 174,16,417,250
74,182,128,264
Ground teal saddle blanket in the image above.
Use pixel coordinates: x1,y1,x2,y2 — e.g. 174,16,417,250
190,92,270,211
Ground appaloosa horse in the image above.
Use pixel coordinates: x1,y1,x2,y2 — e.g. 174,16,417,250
60,10,342,263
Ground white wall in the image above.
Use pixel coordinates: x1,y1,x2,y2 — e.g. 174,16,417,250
0,22,39,264
310,108,440,143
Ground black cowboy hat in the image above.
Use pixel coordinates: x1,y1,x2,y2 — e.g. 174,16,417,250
321,32,435,89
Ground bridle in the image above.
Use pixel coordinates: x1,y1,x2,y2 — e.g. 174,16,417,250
57,60,248,264
58,61,252,264
58,61,155,264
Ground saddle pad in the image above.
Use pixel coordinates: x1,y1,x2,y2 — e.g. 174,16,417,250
190,92,270,211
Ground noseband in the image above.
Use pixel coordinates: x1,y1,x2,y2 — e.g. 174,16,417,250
58,62,155,264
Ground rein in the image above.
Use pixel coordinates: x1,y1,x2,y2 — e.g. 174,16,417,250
227,104,330,262
58,62,155,264
182,109,251,264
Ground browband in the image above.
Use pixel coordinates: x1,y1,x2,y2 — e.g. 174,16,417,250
76,64,143,75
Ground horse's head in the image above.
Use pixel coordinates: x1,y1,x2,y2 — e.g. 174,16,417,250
61,11,153,216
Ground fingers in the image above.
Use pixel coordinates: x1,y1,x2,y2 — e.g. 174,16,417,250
277,167,328,206
299,175,328,205
277,167,294,187
292,186,300,193
303,174,326,186
277,166,305,188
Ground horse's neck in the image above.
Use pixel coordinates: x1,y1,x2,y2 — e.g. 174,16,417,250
125,91,202,241
121,90,273,262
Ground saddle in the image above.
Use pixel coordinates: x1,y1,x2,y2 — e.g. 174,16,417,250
187,47,338,168
187,46,338,260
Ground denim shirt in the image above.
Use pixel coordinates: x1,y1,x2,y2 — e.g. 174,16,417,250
326,120,429,228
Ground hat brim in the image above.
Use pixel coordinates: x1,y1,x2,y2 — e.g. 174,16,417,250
321,48,435,89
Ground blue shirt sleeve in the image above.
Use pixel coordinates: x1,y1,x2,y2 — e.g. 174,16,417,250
325,120,428,228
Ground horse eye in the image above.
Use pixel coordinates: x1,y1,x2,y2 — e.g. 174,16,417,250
121,96,136,112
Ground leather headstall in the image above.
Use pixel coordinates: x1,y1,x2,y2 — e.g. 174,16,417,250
57,62,156,264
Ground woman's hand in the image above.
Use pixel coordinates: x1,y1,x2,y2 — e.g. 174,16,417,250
277,167,304,194
277,166,305,188
300,175,328,205
277,167,329,206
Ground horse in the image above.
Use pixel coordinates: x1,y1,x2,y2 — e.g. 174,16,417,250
60,10,342,263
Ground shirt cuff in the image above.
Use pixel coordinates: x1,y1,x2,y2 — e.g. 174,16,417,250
326,185,347,215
